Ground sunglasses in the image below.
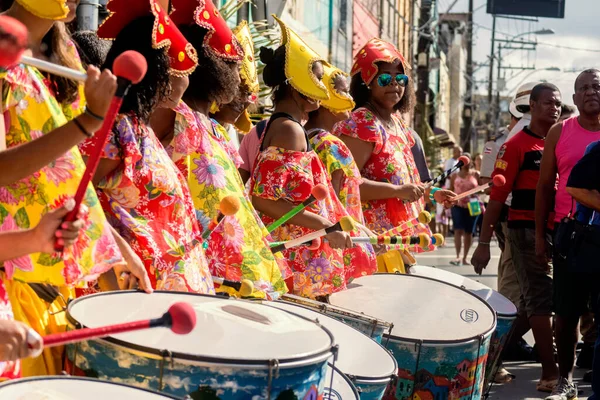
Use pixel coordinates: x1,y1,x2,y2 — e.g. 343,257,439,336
377,73,409,88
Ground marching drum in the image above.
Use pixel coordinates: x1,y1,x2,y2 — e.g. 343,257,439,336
329,274,497,400
0,376,180,399
282,293,393,343
267,299,398,399
65,291,336,399
408,265,517,391
325,363,360,399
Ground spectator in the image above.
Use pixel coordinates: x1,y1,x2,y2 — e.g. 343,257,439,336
537,69,600,400
444,145,462,177
472,83,562,393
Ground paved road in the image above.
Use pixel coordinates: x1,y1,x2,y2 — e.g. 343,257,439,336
414,237,592,400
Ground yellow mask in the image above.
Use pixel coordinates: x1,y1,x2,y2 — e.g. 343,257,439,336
273,15,329,102
16,0,69,20
321,64,355,113
233,21,258,133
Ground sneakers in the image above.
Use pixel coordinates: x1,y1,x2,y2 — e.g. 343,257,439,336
545,378,578,400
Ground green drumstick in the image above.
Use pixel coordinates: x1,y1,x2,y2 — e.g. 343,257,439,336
266,184,328,233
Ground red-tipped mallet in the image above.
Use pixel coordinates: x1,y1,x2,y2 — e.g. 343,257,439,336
266,184,328,233
450,174,506,202
271,216,356,253
201,196,241,241
0,15,87,82
427,155,471,188
27,302,196,357
54,51,148,251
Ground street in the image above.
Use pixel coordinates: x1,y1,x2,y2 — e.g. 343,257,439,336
415,237,592,400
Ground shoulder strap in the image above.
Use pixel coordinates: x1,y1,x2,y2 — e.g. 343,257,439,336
256,119,268,139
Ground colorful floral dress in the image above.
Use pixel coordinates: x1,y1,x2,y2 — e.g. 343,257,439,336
166,103,288,299
0,64,123,287
78,113,214,294
309,129,377,280
334,108,431,238
251,146,353,298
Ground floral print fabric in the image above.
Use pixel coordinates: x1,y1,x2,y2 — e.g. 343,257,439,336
334,108,431,237
166,103,287,299
0,64,122,286
78,113,214,294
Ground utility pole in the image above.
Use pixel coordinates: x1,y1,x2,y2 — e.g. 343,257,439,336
486,15,497,141
415,0,433,137
462,0,474,153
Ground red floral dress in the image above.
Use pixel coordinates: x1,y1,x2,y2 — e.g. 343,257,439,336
79,114,214,294
309,129,377,280
334,108,431,239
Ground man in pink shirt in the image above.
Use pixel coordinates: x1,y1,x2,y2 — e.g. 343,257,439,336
536,69,600,400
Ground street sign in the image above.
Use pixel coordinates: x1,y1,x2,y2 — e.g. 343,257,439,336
487,0,565,19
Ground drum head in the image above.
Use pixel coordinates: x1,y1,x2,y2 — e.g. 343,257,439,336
268,301,397,380
67,291,333,364
409,265,517,317
0,376,178,399
329,274,496,343
324,363,360,400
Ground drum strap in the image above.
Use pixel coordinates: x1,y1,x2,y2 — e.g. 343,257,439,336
27,283,61,304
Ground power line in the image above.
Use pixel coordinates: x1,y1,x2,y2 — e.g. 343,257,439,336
537,42,600,53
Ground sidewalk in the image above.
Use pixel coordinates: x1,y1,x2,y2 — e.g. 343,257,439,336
415,237,592,399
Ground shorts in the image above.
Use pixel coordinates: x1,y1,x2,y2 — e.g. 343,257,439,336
435,203,448,224
508,227,553,317
553,224,600,318
451,206,476,233
497,221,526,315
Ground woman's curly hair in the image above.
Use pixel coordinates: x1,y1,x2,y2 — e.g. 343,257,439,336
102,15,171,123
350,63,415,114
179,24,239,105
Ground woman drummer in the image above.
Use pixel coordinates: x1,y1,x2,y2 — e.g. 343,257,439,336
305,65,378,280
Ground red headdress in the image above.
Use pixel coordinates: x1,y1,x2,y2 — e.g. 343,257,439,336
98,0,198,76
170,0,243,62
350,38,410,86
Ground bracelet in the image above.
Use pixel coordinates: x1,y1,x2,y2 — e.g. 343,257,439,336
73,118,93,138
429,187,440,205
479,241,491,246
84,106,104,121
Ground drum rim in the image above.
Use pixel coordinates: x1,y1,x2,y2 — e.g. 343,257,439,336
326,362,360,399
0,376,180,398
408,265,518,318
265,300,398,380
67,290,336,368
281,293,393,329
331,273,498,344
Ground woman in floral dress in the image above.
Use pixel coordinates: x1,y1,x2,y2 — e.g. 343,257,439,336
157,3,287,299
250,17,356,298
305,65,377,281
81,1,213,293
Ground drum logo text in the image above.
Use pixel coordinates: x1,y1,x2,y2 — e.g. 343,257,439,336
460,309,479,323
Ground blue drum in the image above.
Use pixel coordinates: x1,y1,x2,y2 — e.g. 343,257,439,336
268,299,397,399
65,291,336,399
0,376,180,399
408,265,517,393
282,293,393,344
329,274,497,400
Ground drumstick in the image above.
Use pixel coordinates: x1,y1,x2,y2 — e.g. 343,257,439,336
270,216,356,253
450,175,506,202
266,184,328,233
28,302,196,356
351,233,431,247
212,276,254,297
201,196,241,241
0,15,87,82
54,50,148,251
384,211,432,237
426,155,470,188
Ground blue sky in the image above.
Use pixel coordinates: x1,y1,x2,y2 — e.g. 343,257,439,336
449,0,598,105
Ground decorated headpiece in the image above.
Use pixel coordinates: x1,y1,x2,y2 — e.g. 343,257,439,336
273,15,329,101
321,64,355,113
351,38,410,86
98,0,198,76
16,0,69,20
233,21,259,133
170,0,242,62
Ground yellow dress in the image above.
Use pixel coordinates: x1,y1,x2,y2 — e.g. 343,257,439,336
0,62,123,376
166,102,288,299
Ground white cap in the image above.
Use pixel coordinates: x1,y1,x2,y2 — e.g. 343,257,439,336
509,101,523,119
513,81,542,114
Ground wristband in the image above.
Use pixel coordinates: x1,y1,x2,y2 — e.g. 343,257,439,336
73,118,93,138
429,187,440,205
478,241,490,246
84,106,104,121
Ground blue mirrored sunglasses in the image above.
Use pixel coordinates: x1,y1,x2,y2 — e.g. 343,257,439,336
377,73,409,88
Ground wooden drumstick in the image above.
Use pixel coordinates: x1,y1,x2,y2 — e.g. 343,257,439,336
450,175,506,202
270,216,356,253
212,276,254,297
384,211,432,237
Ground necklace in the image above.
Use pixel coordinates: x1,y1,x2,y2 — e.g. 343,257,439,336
366,102,395,132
